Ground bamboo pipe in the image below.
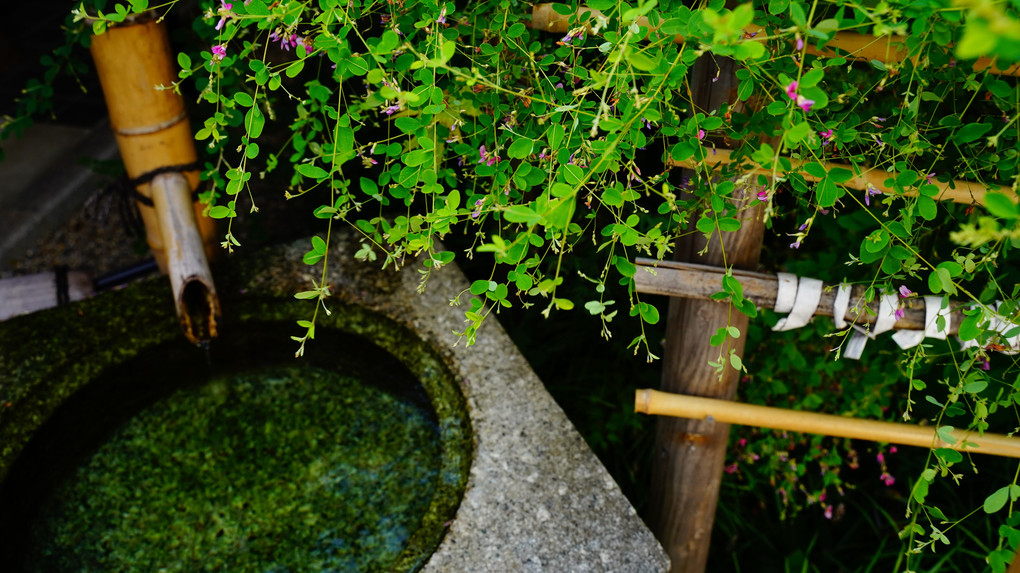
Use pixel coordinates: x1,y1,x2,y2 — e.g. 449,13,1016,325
636,389,1020,458
531,4,1020,77
90,15,220,343
669,148,1013,206
633,258,970,334
89,16,217,272
151,173,220,343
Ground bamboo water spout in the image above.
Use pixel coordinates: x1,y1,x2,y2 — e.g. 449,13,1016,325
89,15,219,344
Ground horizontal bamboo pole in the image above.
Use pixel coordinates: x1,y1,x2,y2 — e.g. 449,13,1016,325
531,4,1020,76
633,258,968,333
669,148,1013,206
636,389,1020,458
151,173,220,344
0,270,93,321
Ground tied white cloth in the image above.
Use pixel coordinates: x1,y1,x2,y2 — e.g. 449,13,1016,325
891,295,952,349
842,293,899,360
773,275,823,332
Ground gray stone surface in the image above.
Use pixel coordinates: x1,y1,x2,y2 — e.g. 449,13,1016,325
248,234,670,572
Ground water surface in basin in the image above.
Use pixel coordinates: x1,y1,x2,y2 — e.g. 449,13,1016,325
2,323,453,572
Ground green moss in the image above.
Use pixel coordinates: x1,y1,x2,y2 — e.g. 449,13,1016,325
29,364,440,572
0,265,472,572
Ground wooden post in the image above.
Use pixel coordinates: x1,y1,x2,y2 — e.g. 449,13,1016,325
649,56,767,572
89,15,220,343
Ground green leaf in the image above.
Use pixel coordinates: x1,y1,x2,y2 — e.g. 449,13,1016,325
470,280,491,295
347,55,369,76
912,478,930,504
936,425,957,445
800,68,824,88
815,177,843,208
784,121,810,146
177,52,191,70
504,206,542,226
985,192,1018,220
296,164,329,179
985,486,1011,514
548,124,564,150
958,312,982,341
234,92,254,107
394,116,420,133
293,290,320,299
828,167,853,183
507,137,534,159
244,106,265,139
208,205,231,219
955,122,993,144
928,270,943,294
638,302,660,324
311,236,327,253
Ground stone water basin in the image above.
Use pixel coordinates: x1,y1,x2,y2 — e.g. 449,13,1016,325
0,232,669,572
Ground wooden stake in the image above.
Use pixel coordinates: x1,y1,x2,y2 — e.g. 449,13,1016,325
530,4,1020,76
633,258,967,334
650,55,767,573
151,173,220,343
669,148,1013,206
636,389,1020,458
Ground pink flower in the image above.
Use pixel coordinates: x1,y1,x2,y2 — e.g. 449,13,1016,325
824,504,833,519
471,198,484,219
926,172,936,185
211,44,227,61
724,463,738,474
880,473,895,487
382,104,401,115
785,81,798,100
697,129,706,140
796,36,804,51
889,446,898,454
876,452,885,464
894,307,905,321
898,285,914,298
820,129,834,144
215,0,234,30
756,189,768,201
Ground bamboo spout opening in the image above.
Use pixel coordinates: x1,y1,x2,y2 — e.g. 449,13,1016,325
151,173,220,344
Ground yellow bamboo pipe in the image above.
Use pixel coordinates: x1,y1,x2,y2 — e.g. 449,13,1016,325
531,4,1020,77
89,15,217,272
670,148,1013,206
90,15,220,343
636,388,1020,458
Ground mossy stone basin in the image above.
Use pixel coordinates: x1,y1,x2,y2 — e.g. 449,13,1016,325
0,276,471,572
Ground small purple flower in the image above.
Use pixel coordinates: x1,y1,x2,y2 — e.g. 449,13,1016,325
436,6,447,24
898,285,913,298
798,221,808,231
790,240,802,249
796,96,815,113
864,184,882,206
382,104,401,115
894,307,905,321
925,172,936,185
795,35,804,51
880,473,895,487
471,198,484,219
756,189,768,201
980,359,991,371
820,129,834,145
211,44,227,61
477,145,487,164
824,505,833,519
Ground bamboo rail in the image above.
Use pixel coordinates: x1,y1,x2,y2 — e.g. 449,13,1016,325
636,389,1020,458
669,148,1013,206
90,15,220,343
531,4,1020,77
634,258,967,333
